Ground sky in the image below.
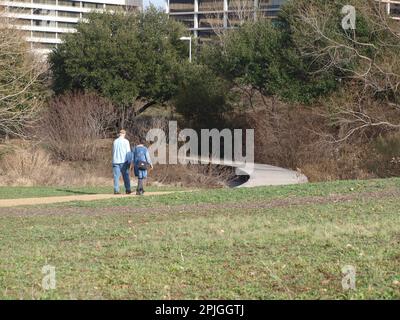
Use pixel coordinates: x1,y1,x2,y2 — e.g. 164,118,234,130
143,0,166,10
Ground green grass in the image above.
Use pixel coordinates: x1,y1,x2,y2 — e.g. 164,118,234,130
0,178,399,299
0,185,185,200
40,177,400,209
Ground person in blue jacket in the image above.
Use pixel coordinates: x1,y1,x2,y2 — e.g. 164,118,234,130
130,143,153,195
112,129,131,195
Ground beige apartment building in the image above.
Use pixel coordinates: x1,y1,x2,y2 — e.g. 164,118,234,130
0,0,142,54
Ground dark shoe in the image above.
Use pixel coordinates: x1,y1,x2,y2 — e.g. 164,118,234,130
136,190,140,196
126,190,132,195
114,191,120,195
139,189,144,196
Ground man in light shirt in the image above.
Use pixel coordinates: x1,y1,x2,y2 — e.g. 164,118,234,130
112,129,132,194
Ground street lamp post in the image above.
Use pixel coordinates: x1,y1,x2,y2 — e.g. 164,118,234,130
179,36,192,63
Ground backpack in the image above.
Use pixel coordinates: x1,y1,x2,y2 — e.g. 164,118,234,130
137,160,148,171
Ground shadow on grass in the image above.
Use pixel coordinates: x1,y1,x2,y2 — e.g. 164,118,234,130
55,189,100,195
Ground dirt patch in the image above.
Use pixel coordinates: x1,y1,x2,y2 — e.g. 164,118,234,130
0,188,398,217
0,191,178,208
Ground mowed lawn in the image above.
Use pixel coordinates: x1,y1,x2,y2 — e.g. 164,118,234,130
0,179,399,299
0,185,183,200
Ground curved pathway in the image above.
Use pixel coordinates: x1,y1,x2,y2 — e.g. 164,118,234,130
181,156,308,188
235,163,308,187
0,160,308,208
0,191,177,208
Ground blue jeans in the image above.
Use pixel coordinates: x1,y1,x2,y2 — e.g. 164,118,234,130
112,162,131,193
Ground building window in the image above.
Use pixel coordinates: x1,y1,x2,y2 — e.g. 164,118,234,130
7,0,32,3
8,7,32,14
173,14,194,28
58,21,77,29
199,13,223,29
390,4,400,17
199,0,223,12
169,0,194,13
58,10,80,17
33,8,56,16
197,29,215,38
32,30,57,38
32,0,57,5
82,2,103,9
58,0,80,7
33,19,56,27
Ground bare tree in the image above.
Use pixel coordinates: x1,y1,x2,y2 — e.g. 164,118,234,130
284,0,400,142
40,92,116,161
202,0,271,114
0,10,46,138
228,0,258,25
204,0,259,39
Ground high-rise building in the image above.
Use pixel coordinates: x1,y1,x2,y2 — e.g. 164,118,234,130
0,0,142,54
166,0,286,37
166,0,400,38
383,0,400,20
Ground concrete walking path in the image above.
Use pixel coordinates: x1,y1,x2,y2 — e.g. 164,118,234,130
236,163,308,187
0,191,176,208
181,156,308,188
0,159,308,208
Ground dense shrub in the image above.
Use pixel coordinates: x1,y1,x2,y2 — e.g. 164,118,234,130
200,18,337,105
365,133,400,177
174,63,233,129
49,7,187,127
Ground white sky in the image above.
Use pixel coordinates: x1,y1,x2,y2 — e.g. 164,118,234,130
143,0,166,10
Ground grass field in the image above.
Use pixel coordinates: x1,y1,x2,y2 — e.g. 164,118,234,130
0,178,399,299
0,185,183,200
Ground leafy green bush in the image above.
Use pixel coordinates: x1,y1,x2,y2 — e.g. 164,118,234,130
200,0,400,107
200,19,337,105
174,63,233,128
50,7,187,127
